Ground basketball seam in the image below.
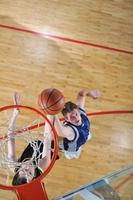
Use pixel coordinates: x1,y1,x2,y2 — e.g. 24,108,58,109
40,89,54,110
40,92,47,110
46,89,55,105
46,96,64,109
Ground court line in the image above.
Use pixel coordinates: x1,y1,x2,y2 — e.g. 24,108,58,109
0,109,132,139
60,110,133,121
0,24,133,55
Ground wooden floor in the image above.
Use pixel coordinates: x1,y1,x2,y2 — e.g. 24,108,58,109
0,0,133,199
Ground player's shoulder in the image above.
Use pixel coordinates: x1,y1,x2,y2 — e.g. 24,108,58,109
78,107,86,115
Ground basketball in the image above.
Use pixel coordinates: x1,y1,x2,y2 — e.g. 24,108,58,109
38,88,65,115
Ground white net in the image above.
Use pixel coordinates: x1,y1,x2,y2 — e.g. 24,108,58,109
0,106,53,186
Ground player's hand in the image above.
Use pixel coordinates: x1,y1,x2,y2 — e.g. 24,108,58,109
88,89,101,99
13,92,20,114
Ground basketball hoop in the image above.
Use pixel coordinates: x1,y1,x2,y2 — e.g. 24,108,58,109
0,104,58,200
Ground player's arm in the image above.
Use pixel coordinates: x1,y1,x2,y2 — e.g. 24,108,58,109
54,115,75,140
7,93,20,162
38,137,51,170
76,89,101,109
39,116,53,170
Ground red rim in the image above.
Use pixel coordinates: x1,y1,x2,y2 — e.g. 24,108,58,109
0,104,58,190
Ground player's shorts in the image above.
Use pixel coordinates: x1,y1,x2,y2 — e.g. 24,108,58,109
64,132,92,159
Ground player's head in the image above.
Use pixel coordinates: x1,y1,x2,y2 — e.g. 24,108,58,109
12,163,41,185
61,101,82,126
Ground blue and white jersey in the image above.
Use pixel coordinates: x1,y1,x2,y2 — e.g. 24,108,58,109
63,108,90,152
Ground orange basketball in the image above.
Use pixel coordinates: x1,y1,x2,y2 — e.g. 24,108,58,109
38,88,65,115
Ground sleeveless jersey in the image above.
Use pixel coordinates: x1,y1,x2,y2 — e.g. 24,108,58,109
63,108,90,152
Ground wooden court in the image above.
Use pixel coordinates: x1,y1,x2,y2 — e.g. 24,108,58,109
0,0,133,199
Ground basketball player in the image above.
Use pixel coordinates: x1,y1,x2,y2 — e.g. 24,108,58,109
7,93,57,185
51,89,100,159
